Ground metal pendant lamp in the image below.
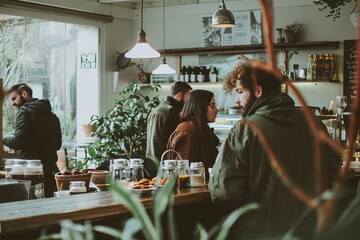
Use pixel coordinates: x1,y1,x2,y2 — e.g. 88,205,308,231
152,0,176,75
211,0,235,28
125,0,160,59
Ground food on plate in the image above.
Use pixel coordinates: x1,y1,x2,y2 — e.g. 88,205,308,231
131,178,153,189
149,176,168,186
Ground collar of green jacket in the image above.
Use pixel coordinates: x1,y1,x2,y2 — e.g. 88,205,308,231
166,96,183,112
245,92,301,126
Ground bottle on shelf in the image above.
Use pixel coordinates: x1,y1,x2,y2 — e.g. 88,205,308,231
184,66,190,83
335,113,347,147
306,54,313,81
210,66,218,82
190,66,196,82
312,54,318,81
180,66,186,82
318,53,324,81
330,53,336,81
324,53,330,81
197,66,204,82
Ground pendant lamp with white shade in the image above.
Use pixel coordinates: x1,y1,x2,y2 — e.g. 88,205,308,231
125,0,160,59
211,0,236,28
152,0,176,75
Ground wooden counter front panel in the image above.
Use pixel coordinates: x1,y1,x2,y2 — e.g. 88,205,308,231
0,187,211,235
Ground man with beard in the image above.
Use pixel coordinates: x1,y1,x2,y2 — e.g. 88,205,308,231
3,83,62,198
146,81,192,163
209,62,341,239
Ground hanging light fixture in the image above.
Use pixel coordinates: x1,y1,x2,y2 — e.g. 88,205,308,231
211,0,235,28
152,0,176,75
125,0,160,59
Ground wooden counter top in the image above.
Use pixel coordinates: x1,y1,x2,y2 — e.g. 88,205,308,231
0,186,210,234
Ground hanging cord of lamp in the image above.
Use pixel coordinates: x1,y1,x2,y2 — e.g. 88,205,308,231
211,0,235,28
152,0,176,74
125,0,160,58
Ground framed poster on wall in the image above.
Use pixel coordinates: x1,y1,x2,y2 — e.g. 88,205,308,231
202,10,262,47
343,39,357,110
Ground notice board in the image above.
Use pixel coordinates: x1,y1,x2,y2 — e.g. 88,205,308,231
343,39,357,109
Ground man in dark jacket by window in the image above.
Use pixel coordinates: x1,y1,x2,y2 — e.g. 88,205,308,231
146,81,192,163
3,83,62,198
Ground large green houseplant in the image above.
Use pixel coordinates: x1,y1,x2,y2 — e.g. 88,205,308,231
86,82,161,168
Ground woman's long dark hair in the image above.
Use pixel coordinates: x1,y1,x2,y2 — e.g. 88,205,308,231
180,89,214,131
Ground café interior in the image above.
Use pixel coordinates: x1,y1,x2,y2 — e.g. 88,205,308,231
0,0,360,239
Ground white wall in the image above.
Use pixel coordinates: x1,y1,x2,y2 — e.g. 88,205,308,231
122,0,357,111
4,0,358,112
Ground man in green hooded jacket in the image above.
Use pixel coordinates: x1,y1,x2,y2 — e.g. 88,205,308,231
209,62,341,239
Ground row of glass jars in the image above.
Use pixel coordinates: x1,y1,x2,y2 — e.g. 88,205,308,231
162,160,206,189
110,158,206,188
110,158,145,182
4,159,44,199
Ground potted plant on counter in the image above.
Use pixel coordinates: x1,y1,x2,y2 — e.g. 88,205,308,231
86,82,161,168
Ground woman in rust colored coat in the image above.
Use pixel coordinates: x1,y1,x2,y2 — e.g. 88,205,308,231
167,89,220,180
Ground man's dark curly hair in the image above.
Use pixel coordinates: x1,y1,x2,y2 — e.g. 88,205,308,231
223,62,282,94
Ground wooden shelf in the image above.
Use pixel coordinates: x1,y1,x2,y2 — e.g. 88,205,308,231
291,79,340,83
160,41,340,56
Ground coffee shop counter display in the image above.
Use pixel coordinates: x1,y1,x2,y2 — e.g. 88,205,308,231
0,186,211,239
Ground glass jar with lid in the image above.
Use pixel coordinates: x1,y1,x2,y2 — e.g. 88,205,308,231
189,162,206,187
24,160,44,199
129,158,144,182
162,160,180,191
11,159,26,180
4,159,14,179
177,160,190,188
113,158,129,181
69,181,87,195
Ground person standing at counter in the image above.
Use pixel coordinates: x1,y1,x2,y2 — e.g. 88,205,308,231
209,62,342,239
3,83,62,198
146,81,192,163
167,89,220,180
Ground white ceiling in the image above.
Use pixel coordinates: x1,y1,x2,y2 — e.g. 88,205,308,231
98,0,219,9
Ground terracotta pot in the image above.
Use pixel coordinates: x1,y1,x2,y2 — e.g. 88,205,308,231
82,124,96,138
55,172,92,192
89,170,110,191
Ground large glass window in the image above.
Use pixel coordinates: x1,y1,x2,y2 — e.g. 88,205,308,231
0,14,100,144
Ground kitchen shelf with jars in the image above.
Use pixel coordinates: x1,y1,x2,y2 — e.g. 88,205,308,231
154,40,340,85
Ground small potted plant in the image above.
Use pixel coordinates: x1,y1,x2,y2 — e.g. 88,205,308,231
284,21,304,43
129,59,153,83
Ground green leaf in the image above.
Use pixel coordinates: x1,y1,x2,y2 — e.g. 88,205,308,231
93,225,123,239
109,182,158,239
212,203,259,240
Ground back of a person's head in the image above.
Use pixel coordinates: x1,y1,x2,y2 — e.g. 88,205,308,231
6,83,33,97
180,89,213,130
224,62,281,94
169,81,192,96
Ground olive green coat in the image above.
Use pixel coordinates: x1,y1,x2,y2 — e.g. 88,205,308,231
209,92,341,239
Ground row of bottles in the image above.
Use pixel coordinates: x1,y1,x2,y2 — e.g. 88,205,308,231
177,65,219,83
306,53,336,81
